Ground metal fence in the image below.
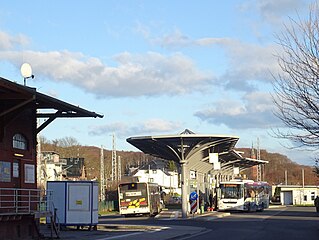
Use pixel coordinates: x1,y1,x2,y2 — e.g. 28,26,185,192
0,188,52,215
99,200,119,212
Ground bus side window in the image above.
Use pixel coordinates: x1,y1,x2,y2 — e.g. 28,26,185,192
245,189,251,199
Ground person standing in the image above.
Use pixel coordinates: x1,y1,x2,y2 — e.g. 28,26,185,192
314,196,319,212
209,193,213,211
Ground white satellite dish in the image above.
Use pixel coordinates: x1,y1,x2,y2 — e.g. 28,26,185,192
20,63,34,85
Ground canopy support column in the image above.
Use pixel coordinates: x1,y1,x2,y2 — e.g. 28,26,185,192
181,162,188,218
180,137,188,218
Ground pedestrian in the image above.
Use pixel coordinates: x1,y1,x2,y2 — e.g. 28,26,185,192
213,194,217,210
209,193,213,210
314,196,319,212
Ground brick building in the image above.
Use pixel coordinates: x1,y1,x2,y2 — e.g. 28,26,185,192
0,77,102,239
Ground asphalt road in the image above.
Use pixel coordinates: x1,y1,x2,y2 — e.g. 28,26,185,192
98,206,319,240
186,206,319,240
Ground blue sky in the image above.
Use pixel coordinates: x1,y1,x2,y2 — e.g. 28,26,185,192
0,0,316,165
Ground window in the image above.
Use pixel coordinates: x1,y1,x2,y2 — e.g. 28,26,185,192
311,192,315,201
13,133,28,150
152,170,157,174
304,195,307,201
148,178,154,183
221,184,243,199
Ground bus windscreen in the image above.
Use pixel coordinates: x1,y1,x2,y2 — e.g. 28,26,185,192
220,184,243,199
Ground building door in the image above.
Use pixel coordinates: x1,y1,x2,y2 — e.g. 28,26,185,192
283,191,293,205
12,160,21,188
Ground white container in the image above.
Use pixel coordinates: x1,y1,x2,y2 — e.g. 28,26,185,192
47,181,98,227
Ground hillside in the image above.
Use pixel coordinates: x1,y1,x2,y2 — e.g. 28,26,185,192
238,148,318,185
41,144,318,186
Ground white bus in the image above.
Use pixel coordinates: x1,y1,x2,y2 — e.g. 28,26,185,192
118,182,163,216
218,180,271,212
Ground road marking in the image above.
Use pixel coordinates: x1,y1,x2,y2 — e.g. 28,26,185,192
176,229,212,240
96,232,142,240
155,210,181,219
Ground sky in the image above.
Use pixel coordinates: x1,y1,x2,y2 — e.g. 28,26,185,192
0,0,317,166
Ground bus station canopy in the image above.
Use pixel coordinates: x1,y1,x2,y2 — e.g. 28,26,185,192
127,129,268,174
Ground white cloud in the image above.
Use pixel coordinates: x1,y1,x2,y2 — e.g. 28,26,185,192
0,29,281,97
150,29,235,50
0,31,29,50
238,0,308,24
89,118,182,138
140,119,182,133
257,0,304,18
194,91,280,129
197,38,281,91
152,29,191,49
89,122,128,137
0,49,213,98
209,39,281,91
142,27,281,92
134,21,151,39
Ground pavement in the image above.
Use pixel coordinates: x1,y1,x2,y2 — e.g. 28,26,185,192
51,224,209,240
155,209,230,220
42,210,228,240
47,207,288,239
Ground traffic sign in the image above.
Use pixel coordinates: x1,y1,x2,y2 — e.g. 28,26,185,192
189,191,198,201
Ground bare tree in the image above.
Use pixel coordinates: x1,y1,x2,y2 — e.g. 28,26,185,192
273,5,319,177
53,136,82,158
273,4,319,149
56,136,80,148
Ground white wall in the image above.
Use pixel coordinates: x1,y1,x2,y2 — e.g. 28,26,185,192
279,186,319,205
46,163,63,181
134,169,180,194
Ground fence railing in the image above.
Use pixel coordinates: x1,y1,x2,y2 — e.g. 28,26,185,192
0,188,53,215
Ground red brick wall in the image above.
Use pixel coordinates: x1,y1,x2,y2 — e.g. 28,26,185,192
0,106,37,189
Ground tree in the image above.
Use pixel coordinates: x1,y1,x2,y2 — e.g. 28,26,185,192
273,4,319,177
53,136,82,158
166,160,177,172
56,136,80,148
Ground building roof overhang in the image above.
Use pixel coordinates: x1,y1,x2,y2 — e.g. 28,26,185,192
0,77,103,133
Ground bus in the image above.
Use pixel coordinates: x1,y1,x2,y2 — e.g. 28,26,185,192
118,182,163,216
217,179,271,212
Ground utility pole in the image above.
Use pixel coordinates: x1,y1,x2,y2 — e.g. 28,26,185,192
118,155,121,182
111,134,117,182
256,137,262,182
302,168,305,188
100,146,105,202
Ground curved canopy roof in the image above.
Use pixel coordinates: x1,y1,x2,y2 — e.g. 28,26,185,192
127,129,268,174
